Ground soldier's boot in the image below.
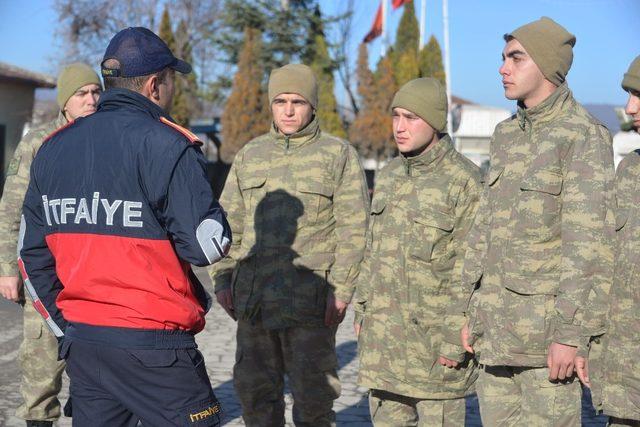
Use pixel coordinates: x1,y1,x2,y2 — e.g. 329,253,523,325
25,421,53,427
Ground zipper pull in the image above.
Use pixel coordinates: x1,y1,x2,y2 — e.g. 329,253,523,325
285,136,290,151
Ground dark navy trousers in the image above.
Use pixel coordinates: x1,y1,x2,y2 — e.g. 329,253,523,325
61,323,221,427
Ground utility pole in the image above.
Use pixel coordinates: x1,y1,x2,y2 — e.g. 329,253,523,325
443,0,454,145
381,0,388,57
419,0,427,48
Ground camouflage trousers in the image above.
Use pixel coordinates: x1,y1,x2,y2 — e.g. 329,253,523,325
234,320,341,426
368,389,465,427
476,365,581,426
16,299,65,421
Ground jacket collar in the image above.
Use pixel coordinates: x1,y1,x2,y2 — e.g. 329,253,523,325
516,83,573,130
55,111,68,128
97,88,173,122
400,134,453,177
270,115,321,150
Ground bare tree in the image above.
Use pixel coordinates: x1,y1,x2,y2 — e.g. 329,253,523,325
53,0,222,92
330,0,359,117
54,0,160,65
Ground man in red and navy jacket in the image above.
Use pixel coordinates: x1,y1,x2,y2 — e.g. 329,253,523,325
18,27,230,427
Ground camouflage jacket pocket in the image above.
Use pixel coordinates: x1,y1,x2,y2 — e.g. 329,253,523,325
516,168,563,240
501,275,557,354
410,210,454,262
239,175,267,213
503,272,559,296
231,254,257,319
487,165,504,188
296,179,334,225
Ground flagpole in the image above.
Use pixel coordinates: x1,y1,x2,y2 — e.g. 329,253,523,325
381,0,388,57
419,0,426,48
443,0,454,146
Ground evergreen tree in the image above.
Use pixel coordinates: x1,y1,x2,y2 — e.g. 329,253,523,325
373,53,397,158
220,27,270,163
394,49,420,87
158,6,176,52
158,7,191,126
419,35,446,85
172,19,199,127
393,1,419,56
302,4,324,64
215,0,318,73
310,34,346,138
350,44,396,163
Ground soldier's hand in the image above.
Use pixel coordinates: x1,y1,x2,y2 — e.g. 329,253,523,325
547,342,578,381
325,293,348,327
215,288,236,321
461,322,474,354
0,276,21,302
574,356,590,388
438,356,459,369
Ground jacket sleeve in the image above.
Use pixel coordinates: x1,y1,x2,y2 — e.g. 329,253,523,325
208,157,245,293
329,144,370,303
459,175,491,341
441,175,482,360
18,163,66,338
160,146,231,267
353,196,376,326
553,125,615,347
0,133,38,276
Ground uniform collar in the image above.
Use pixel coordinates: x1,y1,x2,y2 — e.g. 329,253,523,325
97,88,173,122
55,111,68,127
516,83,572,130
400,134,453,177
270,115,321,150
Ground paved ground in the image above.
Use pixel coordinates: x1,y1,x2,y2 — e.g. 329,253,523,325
0,268,608,426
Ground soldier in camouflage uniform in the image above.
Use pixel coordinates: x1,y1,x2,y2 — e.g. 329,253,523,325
354,78,481,426
0,63,101,427
209,63,369,426
575,55,640,426
459,17,616,426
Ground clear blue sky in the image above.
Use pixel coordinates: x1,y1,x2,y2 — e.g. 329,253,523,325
1,0,638,110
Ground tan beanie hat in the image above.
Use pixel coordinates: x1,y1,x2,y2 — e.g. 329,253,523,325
391,78,447,132
622,55,640,93
507,17,576,86
268,64,318,109
56,63,102,110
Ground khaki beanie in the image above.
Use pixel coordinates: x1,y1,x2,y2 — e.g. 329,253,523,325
268,64,318,109
622,55,640,93
391,78,447,132
507,17,576,86
56,63,102,110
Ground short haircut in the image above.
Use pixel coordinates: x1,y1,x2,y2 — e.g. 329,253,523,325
102,59,171,91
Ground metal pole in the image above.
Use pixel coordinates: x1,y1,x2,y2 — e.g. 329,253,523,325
443,0,454,146
419,0,427,48
381,0,388,57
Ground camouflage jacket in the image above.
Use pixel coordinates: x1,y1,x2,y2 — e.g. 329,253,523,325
463,83,615,367
600,150,640,421
356,136,481,399
0,113,67,276
208,116,369,329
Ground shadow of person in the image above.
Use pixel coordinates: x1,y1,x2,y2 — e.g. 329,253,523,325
235,189,329,328
232,189,343,424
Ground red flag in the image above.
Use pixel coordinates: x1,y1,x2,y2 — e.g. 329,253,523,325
392,0,412,9
363,2,383,43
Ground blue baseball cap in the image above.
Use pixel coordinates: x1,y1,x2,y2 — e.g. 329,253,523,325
101,27,191,78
